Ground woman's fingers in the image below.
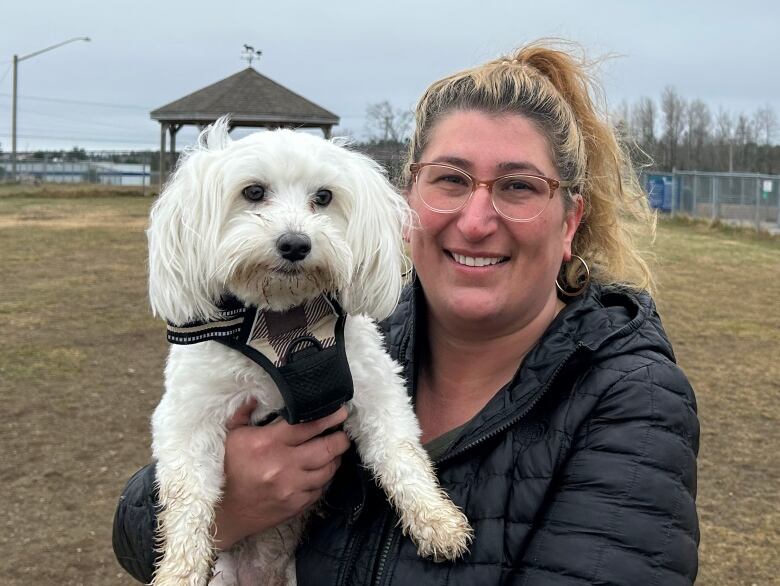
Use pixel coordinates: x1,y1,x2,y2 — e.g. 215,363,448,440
214,403,352,550
272,405,350,446
298,430,351,471
299,456,343,491
226,398,259,430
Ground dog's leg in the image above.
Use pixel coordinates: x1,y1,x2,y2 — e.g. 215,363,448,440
151,398,228,586
209,551,238,586
343,316,473,561
231,516,306,586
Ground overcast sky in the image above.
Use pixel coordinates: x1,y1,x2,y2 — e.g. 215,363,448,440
1,0,778,151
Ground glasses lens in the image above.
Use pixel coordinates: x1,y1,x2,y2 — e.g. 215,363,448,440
493,175,551,220
416,165,472,212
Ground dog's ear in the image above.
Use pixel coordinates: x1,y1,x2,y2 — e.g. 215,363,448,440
147,120,233,325
340,151,411,321
199,115,232,151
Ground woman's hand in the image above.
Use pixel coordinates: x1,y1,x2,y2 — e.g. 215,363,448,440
213,400,351,550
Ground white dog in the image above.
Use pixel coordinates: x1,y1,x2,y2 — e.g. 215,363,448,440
146,119,472,586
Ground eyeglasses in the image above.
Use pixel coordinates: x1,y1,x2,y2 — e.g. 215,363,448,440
409,162,573,222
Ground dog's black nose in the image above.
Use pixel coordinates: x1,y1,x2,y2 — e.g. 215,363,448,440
276,233,311,262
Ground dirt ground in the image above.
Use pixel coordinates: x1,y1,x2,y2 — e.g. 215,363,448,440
0,192,778,585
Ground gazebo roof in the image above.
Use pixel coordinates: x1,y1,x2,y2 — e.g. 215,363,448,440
150,67,339,128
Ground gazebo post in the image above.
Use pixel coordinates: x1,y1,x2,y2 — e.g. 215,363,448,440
169,124,181,174
323,125,332,139
159,122,167,192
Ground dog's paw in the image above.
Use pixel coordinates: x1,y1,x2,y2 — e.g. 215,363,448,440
405,499,473,562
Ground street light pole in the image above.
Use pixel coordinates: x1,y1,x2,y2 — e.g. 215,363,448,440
10,36,90,182
11,54,17,181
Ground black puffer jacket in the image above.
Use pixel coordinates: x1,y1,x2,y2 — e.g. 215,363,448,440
113,283,699,585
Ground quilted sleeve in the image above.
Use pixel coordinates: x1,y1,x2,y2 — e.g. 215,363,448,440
519,359,700,585
112,463,159,584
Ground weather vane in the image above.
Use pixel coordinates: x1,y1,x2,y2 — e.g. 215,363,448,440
242,44,262,66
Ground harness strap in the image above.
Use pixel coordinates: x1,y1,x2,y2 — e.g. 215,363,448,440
166,294,354,424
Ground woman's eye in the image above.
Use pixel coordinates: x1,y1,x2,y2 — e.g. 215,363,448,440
507,180,532,190
313,189,333,207
436,174,467,185
242,184,266,202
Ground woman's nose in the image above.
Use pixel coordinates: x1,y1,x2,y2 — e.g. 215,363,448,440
456,185,499,240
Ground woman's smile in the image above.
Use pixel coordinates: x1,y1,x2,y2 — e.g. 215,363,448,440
445,249,510,269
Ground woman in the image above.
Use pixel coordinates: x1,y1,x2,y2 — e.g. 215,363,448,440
114,41,699,585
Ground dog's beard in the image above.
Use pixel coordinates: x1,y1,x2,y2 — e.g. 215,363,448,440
226,260,351,312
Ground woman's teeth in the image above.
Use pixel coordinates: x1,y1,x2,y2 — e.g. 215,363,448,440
452,253,506,267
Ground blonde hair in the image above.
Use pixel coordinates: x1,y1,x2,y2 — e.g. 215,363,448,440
405,40,656,293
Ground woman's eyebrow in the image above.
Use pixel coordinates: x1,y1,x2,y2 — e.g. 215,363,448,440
496,161,546,175
430,156,471,168
429,157,547,177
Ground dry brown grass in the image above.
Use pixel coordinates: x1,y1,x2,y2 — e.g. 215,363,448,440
0,182,149,199
653,219,780,586
0,191,777,585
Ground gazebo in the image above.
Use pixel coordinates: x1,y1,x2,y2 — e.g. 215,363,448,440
150,67,340,188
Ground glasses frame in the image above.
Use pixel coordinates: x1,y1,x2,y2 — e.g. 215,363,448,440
410,162,573,223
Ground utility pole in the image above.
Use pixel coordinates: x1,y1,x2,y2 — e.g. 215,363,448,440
11,54,17,181
10,36,90,182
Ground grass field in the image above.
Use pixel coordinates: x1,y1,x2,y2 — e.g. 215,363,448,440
1,189,778,585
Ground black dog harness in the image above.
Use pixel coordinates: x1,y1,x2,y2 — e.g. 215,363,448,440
166,294,353,424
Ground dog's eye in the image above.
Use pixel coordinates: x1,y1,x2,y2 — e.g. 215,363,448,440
313,189,333,207
242,184,266,202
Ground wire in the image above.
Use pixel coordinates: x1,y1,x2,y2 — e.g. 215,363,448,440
2,131,156,144
2,130,157,145
0,64,12,85
12,106,151,133
0,92,151,111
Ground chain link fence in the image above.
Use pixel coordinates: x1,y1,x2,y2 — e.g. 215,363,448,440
0,151,155,192
3,150,779,235
644,170,780,233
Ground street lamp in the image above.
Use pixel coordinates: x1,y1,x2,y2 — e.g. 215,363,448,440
10,36,91,181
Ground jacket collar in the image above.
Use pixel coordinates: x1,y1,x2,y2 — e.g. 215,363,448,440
390,278,674,459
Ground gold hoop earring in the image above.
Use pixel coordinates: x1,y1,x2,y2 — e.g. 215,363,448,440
401,254,414,279
556,254,590,297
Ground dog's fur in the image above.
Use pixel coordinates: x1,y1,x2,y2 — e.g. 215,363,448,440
147,120,472,586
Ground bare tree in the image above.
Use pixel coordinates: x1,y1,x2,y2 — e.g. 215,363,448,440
685,99,711,170
616,93,778,173
613,99,631,132
661,86,687,170
754,104,778,146
612,99,633,157
715,108,734,171
753,104,778,173
632,96,657,150
734,113,756,171
365,101,413,143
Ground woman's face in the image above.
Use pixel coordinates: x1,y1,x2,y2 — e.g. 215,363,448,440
408,110,583,333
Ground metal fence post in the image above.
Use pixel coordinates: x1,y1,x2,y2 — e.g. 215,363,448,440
740,178,745,209
755,176,762,232
776,180,780,226
712,176,720,221
692,173,699,218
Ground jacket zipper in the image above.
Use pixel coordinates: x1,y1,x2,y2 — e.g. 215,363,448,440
436,343,585,466
368,342,586,585
338,527,362,586
336,484,370,586
371,510,397,586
